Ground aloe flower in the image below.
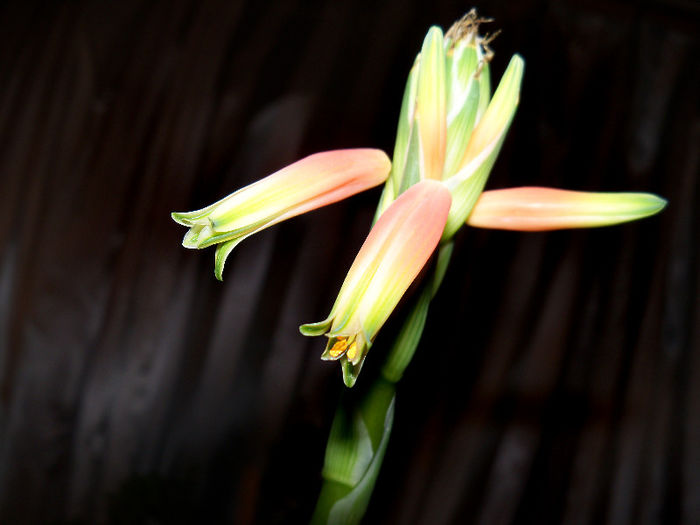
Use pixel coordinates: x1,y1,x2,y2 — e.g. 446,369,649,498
173,11,666,389
298,14,666,389
300,180,451,387
170,11,668,523
172,149,391,279
299,16,524,385
468,187,667,230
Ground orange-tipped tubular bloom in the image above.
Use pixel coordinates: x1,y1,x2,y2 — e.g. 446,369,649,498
467,187,667,231
171,149,391,279
300,179,452,387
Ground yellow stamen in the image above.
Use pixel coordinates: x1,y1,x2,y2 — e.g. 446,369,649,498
328,338,348,358
346,342,358,361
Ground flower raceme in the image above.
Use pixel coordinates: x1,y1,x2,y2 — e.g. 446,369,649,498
300,180,452,387
373,12,526,241
172,12,666,388
297,16,664,385
172,149,391,280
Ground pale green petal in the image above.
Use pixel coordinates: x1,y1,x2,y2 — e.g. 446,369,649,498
443,54,524,239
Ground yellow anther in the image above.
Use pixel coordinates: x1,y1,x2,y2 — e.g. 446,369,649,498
346,342,358,361
328,338,348,358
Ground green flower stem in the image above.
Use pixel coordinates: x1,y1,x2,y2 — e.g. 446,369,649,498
310,378,396,525
381,241,454,382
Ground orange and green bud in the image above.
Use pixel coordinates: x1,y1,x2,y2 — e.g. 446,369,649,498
467,187,667,231
171,149,391,280
373,13,523,243
300,179,452,387
415,26,447,182
378,13,498,216
442,11,489,179
443,53,524,238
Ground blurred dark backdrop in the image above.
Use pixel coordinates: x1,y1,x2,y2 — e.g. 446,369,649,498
0,1,697,524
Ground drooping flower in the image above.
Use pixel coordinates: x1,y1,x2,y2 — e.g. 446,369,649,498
172,149,391,279
467,187,667,230
300,179,452,387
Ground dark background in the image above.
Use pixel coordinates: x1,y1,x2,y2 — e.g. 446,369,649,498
0,1,697,524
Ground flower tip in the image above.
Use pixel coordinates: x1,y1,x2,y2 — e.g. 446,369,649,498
369,148,393,177
171,210,205,227
498,54,525,108
213,238,243,280
341,359,362,388
182,223,211,248
425,25,444,40
589,191,668,223
510,53,525,73
171,211,189,226
299,318,333,337
642,193,668,214
214,251,227,281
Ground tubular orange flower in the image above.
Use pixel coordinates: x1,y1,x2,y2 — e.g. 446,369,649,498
467,187,667,231
300,179,452,386
171,149,391,279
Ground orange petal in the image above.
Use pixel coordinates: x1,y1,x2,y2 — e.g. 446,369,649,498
325,179,452,341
